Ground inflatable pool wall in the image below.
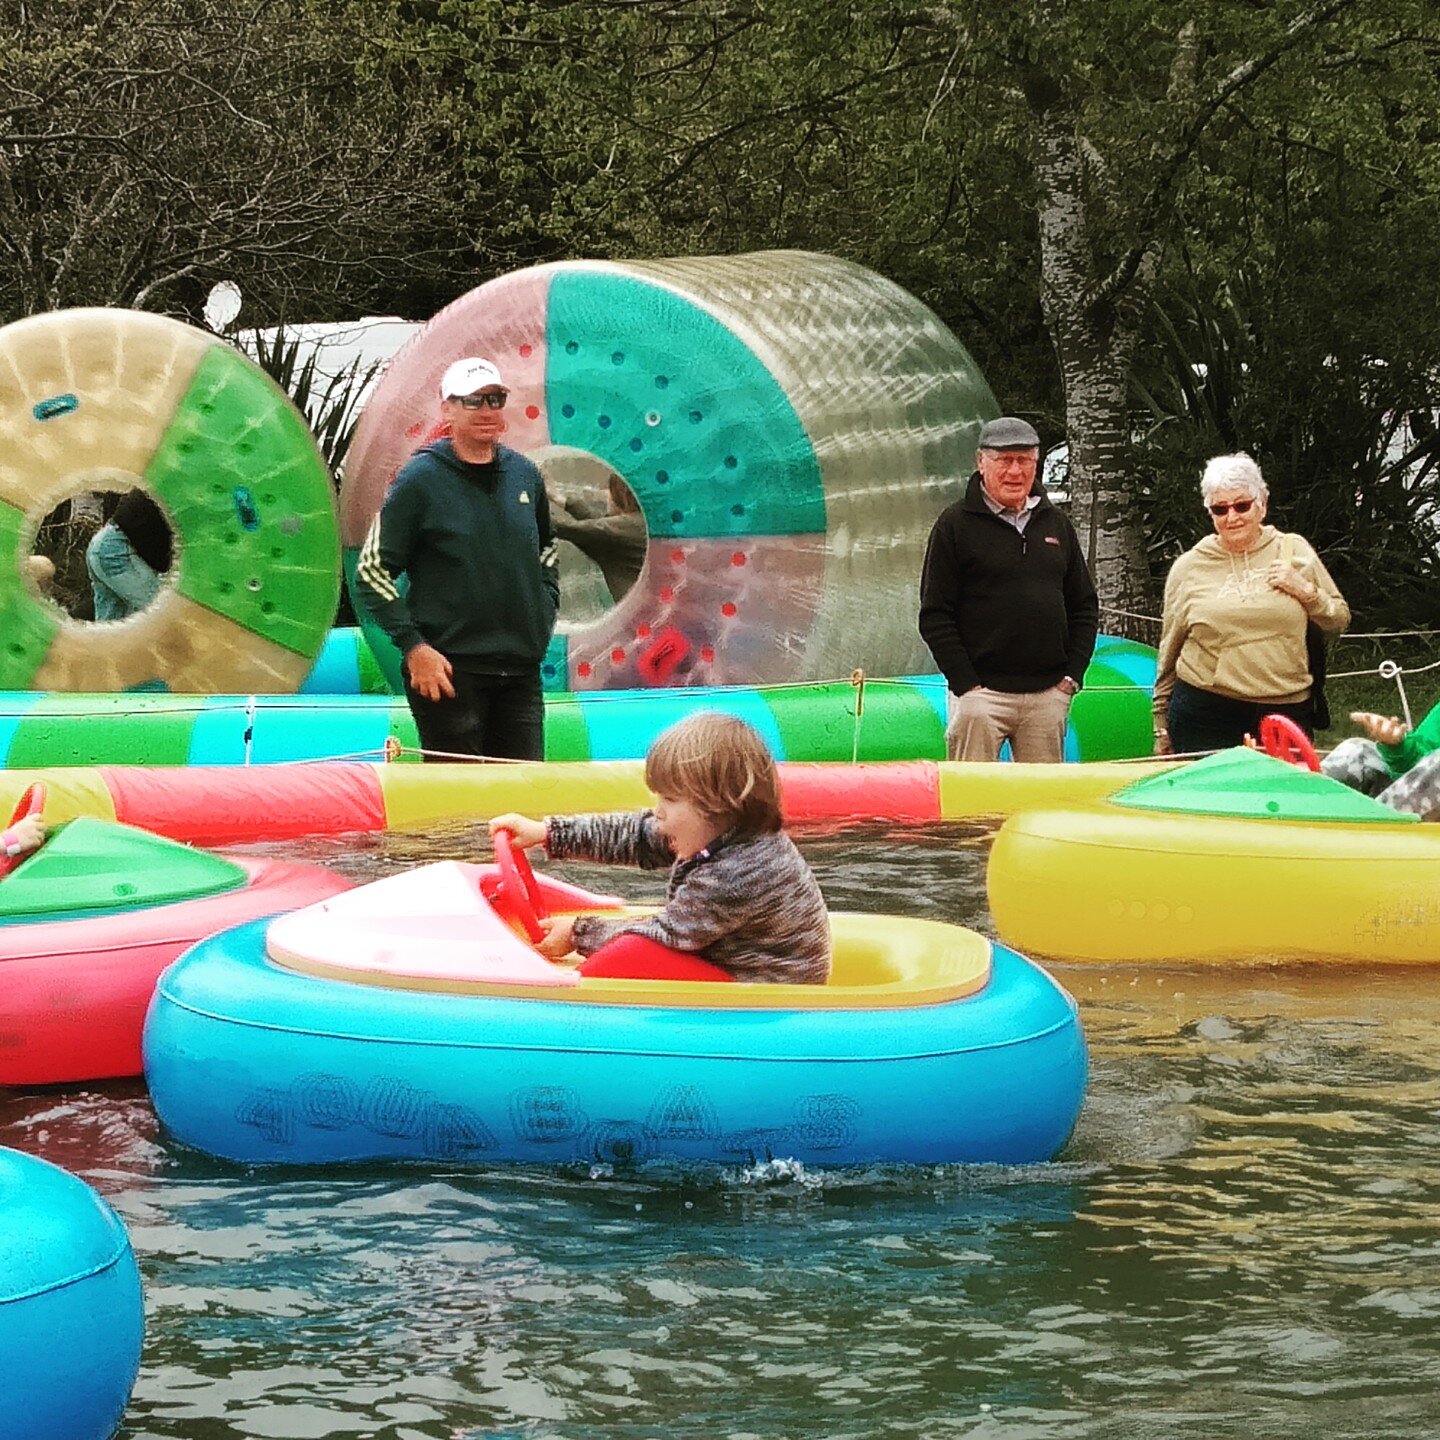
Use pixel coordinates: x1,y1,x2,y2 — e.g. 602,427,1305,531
344,251,1000,692
0,634,1156,766
0,1147,144,1440
0,308,339,693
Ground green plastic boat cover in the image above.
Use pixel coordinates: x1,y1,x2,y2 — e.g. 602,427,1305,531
1112,747,1419,824
0,817,248,921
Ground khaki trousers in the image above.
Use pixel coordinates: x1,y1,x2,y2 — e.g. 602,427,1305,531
946,685,1072,763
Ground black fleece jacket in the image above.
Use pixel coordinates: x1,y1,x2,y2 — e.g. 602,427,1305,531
918,473,1099,695
355,440,559,673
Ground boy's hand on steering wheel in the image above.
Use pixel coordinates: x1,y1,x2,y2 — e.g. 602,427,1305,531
1351,711,1408,746
488,813,548,850
6,815,45,854
535,914,577,959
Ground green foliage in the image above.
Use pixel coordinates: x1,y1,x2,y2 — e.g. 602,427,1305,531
1133,7,1440,633
6,0,1440,636
245,330,380,478
0,0,465,321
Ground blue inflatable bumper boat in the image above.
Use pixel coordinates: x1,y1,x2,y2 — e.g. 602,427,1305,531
144,862,1087,1168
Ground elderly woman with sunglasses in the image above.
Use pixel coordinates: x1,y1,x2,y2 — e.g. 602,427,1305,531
1152,453,1349,755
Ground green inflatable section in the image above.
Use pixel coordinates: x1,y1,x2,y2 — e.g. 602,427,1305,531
0,817,247,921
546,271,826,539
761,681,944,762
1067,660,1155,762
7,694,199,768
0,499,60,687
147,345,339,657
1114,748,1417,824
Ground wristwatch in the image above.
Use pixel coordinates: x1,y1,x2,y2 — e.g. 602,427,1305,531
1058,676,1081,696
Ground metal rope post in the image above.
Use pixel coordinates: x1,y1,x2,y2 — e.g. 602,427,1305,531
849,668,866,765
1378,659,1414,730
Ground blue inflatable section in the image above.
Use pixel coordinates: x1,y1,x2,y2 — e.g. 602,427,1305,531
0,1147,144,1440
144,920,1087,1168
579,686,785,762
298,627,364,693
0,697,36,764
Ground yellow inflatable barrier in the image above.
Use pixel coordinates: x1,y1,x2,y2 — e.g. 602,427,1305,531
0,758,1178,847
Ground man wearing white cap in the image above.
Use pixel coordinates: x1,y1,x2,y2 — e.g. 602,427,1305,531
918,416,1098,763
356,357,559,760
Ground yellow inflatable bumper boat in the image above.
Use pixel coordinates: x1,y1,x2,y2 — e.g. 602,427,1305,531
989,749,1436,965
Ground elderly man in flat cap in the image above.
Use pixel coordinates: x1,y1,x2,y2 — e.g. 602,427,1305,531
918,417,1099,763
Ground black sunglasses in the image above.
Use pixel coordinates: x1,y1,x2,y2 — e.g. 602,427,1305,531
1209,499,1255,516
456,391,507,410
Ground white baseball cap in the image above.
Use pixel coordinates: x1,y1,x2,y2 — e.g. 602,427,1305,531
439,356,506,399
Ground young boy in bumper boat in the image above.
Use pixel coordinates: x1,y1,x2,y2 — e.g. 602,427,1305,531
490,713,831,983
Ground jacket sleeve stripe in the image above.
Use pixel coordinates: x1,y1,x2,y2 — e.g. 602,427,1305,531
356,515,401,603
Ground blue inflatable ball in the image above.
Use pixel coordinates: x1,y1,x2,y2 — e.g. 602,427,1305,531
0,1146,144,1440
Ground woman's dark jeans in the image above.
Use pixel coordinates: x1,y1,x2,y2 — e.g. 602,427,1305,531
1166,677,1314,755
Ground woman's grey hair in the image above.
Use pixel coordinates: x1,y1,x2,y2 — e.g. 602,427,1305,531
1201,453,1268,505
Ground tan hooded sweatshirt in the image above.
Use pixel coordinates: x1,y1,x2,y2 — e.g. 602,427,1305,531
1153,525,1349,728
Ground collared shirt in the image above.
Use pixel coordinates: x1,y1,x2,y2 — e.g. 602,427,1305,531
981,488,1042,534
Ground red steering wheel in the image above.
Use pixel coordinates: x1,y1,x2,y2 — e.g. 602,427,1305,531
491,828,550,944
1258,713,1320,772
0,783,46,879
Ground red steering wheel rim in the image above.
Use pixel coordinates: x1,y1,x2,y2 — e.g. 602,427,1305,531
1258,713,1320,772
0,783,46,879
491,828,550,943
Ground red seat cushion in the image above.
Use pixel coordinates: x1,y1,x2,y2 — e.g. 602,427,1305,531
577,933,735,982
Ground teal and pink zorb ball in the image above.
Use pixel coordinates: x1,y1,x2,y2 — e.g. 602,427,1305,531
343,251,998,691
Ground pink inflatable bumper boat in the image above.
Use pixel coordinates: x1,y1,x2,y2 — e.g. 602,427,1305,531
0,809,349,1086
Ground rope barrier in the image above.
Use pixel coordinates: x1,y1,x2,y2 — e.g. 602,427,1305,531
1101,605,1440,647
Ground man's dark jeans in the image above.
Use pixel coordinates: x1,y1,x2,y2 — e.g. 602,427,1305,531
403,668,545,761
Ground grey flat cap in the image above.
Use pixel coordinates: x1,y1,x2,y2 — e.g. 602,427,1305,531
978,416,1040,450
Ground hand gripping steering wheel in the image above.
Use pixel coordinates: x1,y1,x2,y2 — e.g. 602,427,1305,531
0,783,46,879
1258,713,1320,772
490,828,550,943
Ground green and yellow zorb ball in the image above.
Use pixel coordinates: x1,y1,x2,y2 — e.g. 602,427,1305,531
0,308,339,693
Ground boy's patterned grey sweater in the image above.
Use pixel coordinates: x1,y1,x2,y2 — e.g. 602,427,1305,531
545,811,831,984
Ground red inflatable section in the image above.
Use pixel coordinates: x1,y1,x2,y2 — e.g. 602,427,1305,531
103,763,387,846
0,858,350,1084
780,761,941,825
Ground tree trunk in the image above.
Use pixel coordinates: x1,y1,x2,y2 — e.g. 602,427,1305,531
1061,355,1156,633
1030,78,1157,634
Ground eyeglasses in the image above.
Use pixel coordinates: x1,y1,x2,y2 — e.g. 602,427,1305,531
1209,500,1255,516
455,391,507,410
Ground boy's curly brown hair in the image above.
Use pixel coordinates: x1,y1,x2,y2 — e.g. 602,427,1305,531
644,713,783,835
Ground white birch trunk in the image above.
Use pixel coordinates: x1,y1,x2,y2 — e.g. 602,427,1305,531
1032,87,1156,630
